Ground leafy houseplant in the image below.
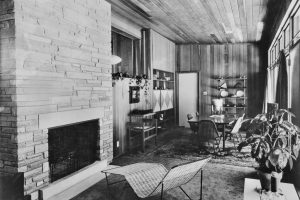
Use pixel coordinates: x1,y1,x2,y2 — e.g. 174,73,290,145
238,109,300,190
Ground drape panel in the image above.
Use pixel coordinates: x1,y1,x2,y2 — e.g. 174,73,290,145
264,63,279,106
263,68,273,112
290,43,300,126
275,51,288,109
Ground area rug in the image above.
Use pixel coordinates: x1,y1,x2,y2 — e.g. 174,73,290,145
151,127,258,168
73,127,259,200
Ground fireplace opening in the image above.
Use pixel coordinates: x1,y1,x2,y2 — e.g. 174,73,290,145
48,120,99,182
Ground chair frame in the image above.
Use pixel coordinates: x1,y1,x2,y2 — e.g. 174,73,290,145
128,114,158,152
102,157,211,200
225,115,244,147
188,121,199,134
197,120,222,152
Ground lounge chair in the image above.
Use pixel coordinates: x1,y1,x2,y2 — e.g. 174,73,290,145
102,157,211,200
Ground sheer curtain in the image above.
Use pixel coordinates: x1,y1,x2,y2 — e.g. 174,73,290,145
290,43,300,126
264,61,280,113
276,51,288,109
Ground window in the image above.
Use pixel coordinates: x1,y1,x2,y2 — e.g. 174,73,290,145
271,48,275,64
293,7,300,37
274,43,278,59
279,35,284,50
284,24,290,48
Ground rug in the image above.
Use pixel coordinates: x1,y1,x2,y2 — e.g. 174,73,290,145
72,127,259,200
151,127,258,168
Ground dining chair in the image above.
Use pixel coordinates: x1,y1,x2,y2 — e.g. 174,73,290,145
128,114,157,152
225,114,245,147
197,120,222,152
187,113,194,120
187,113,199,134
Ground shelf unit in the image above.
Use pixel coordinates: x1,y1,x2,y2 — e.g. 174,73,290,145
152,69,175,128
153,69,175,90
214,77,247,118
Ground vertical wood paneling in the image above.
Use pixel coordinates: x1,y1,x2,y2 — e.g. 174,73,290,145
151,30,176,72
191,45,200,71
177,43,264,117
113,79,152,156
178,45,191,71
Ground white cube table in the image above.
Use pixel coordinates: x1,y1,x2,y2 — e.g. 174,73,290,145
244,178,299,200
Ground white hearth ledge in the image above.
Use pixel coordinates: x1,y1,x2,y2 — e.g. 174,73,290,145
39,160,116,200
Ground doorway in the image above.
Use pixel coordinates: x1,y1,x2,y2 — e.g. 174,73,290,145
178,72,199,127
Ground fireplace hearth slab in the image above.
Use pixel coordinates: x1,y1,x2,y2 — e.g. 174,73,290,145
39,160,112,200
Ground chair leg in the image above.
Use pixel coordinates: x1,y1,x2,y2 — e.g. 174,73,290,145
128,128,132,153
179,186,192,200
200,169,203,200
155,128,157,146
142,131,145,152
161,184,164,200
232,135,236,148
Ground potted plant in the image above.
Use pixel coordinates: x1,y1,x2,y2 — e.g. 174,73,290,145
238,109,300,191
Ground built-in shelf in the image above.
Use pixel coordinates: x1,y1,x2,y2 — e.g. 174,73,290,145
224,106,247,108
153,79,175,82
213,76,247,117
220,97,247,99
216,77,247,81
153,69,175,127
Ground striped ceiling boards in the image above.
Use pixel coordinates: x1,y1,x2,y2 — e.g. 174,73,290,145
109,0,278,44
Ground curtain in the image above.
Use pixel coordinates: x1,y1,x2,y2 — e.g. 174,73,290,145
275,51,288,109
265,63,279,104
290,43,300,126
263,68,272,112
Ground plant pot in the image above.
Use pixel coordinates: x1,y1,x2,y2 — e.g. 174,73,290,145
257,170,283,192
271,171,283,192
257,170,272,191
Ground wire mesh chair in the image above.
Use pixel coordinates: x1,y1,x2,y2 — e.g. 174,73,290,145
197,120,222,152
102,157,211,200
225,114,245,147
187,113,199,134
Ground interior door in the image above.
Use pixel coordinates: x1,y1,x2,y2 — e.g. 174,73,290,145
178,73,198,127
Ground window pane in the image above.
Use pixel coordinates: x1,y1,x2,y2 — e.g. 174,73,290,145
274,43,278,59
293,8,300,37
285,24,290,48
279,35,284,50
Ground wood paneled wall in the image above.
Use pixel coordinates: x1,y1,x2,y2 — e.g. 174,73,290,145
112,79,152,156
176,44,265,117
151,30,176,73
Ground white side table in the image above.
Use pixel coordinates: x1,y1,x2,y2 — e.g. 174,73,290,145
244,178,299,200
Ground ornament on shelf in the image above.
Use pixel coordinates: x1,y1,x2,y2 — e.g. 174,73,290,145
112,72,150,95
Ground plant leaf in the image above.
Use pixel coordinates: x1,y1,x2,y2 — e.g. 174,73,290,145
293,145,299,158
265,160,270,169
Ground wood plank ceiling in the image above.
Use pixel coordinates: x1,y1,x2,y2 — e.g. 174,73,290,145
108,0,281,44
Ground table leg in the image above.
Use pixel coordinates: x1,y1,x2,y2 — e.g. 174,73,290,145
222,124,226,150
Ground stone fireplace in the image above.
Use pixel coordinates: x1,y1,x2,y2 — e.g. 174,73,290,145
0,0,113,199
48,120,99,182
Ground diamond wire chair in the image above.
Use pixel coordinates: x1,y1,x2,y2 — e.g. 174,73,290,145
225,114,245,147
102,157,211,200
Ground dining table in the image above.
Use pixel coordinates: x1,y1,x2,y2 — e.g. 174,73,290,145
188,115,235,151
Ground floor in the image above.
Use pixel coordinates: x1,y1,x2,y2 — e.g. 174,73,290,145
72,126,300,200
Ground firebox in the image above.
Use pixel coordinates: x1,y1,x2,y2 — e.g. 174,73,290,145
48,120,98,182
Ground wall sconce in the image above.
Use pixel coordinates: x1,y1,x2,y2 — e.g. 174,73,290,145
111,55,122,65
